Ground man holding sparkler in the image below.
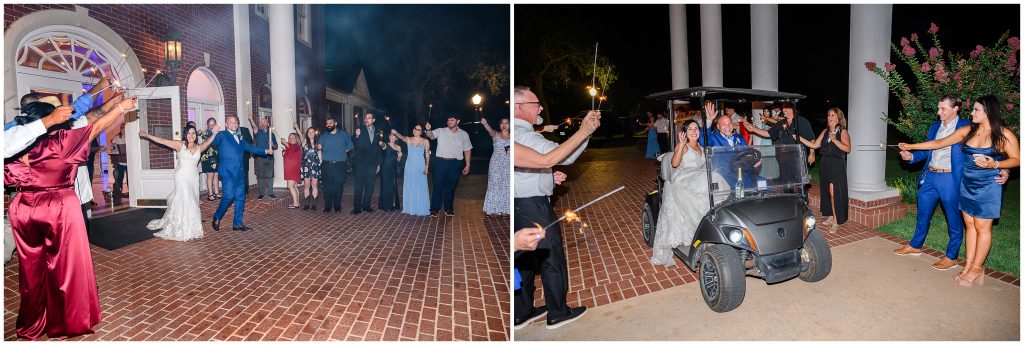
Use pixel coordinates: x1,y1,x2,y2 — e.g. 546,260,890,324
893,95,1008,270
352,113,386,214
252,116,279,199
512,85,595,330
424,115,474,217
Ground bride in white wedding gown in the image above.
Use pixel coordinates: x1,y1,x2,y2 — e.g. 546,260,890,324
650,120,728,267
139,125,219,241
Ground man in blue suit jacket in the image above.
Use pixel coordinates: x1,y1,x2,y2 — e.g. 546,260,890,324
210,115,272,231
895,95,1007,270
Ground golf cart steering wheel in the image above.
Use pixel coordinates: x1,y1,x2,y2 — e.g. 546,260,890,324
730,148,762,172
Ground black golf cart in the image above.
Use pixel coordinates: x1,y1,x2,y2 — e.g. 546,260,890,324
640,87,832,313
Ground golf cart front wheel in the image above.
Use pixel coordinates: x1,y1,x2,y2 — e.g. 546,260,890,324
799,229,833,282
698,244,746,313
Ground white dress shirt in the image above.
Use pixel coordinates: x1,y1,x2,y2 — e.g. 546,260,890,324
70,117,93,204
929,119,957,170
4,119,47,158
514,117,588,198
654,118,670,133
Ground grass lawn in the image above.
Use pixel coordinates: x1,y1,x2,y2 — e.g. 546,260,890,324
812,152,1020,276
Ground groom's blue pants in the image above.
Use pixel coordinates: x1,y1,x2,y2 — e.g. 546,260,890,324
214,176,247,226
909,171,964,260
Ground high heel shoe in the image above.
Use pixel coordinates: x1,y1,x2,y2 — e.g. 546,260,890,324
957,268,985,287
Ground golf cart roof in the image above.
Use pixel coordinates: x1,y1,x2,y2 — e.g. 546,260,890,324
647,87,806,103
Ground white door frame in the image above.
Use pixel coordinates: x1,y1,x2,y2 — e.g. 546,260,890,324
126,86,181,208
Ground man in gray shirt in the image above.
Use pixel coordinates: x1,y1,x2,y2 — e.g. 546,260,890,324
318,117,353,213
424,115,473,216
513,85,594,330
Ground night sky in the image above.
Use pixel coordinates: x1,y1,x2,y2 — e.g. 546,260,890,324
515,4,1019,135
324,4,509,129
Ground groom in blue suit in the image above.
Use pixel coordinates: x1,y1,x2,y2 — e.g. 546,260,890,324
210,115,272,231
895,95,1007,269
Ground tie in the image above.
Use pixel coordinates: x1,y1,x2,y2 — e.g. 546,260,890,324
367,127,374,142
234,131,241,143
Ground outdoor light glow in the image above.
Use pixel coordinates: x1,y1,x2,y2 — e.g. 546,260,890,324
472,93,482,106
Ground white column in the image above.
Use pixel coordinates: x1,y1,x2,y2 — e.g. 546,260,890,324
847,4,897,199
750,4,778,92
269,4,297,188
669,4,689,90
699,4,723,87
750,4,779,146
233,5,253,127
232,5,257,186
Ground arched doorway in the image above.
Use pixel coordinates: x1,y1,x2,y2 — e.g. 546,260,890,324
7,16,181,209
186,67,225,133
187,68,224,193
14,27,134,210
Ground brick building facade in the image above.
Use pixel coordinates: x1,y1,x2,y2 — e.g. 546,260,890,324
4,4,328,205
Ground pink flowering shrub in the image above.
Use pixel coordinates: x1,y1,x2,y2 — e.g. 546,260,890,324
865,22,1019,141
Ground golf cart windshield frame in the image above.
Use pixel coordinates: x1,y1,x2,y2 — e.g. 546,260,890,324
646,87,808,209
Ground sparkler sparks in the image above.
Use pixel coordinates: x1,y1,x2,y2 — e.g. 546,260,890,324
540,186,625,231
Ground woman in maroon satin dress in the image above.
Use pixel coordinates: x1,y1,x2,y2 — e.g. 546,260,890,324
4,95,136,339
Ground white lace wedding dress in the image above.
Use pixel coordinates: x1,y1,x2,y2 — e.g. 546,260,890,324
147,145,204,241
650,148,728,267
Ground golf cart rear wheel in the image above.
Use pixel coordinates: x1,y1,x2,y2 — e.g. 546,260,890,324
698,244,746,313
642,204,656,248
799,229,832,282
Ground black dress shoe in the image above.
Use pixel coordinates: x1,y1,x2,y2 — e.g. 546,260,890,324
513,306,547,330
323,208,331,213
269,194,277,199
430,210,439,218
232,225,252,231
546,306,587,329
351,209,362,215
258,195,264,200
365,208,374,214
445,210,454,217
212,219,221,231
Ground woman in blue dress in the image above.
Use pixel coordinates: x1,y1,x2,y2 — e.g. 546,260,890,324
394,125,431,216
900,95,1020,286
643,113,660,159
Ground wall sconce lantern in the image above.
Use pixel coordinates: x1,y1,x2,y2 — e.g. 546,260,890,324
161,28,183,85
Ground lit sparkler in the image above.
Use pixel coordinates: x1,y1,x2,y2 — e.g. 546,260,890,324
589,42,599,111
857,140,900,151
540,186,625,231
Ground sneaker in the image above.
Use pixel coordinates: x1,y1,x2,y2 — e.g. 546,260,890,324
445,210,454,217
893,245,923,256
932,257,959,270
513,306,547,330
546,306,587,329
430,210,440,218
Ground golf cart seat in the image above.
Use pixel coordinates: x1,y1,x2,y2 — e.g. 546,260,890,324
659,152,674,183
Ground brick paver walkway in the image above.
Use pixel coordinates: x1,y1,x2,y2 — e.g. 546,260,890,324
5,185,509,341
530,148,1018,309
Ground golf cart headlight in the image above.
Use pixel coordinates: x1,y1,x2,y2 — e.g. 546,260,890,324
728,229,744,243
805,215,816,230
